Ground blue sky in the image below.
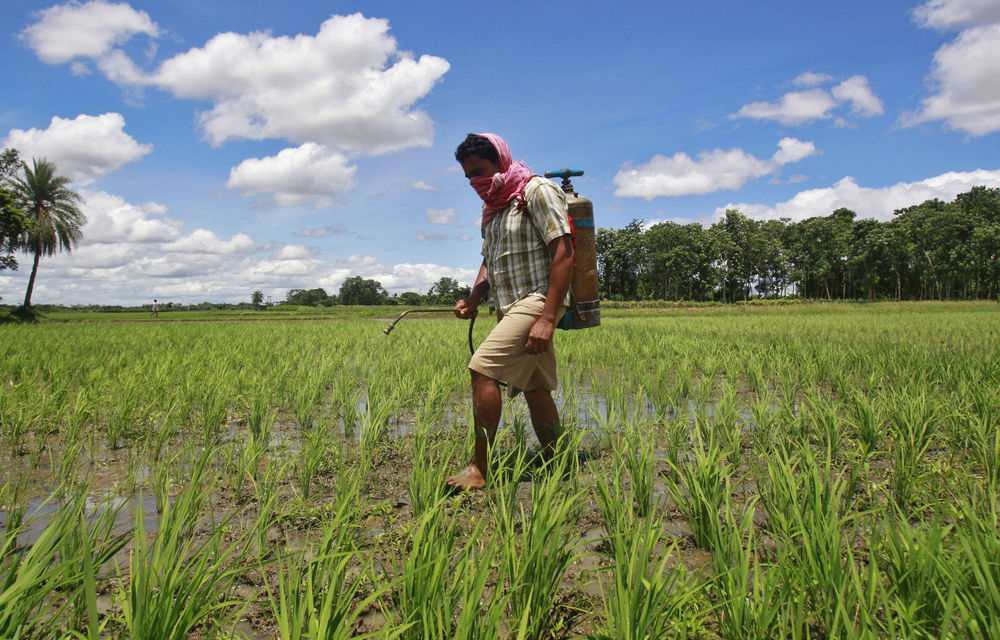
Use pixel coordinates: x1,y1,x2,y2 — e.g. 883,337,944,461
2,0,999,305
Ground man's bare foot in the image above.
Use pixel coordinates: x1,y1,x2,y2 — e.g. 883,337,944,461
446,464,487,491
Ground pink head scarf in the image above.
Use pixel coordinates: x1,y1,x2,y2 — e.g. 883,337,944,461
469,133,535,229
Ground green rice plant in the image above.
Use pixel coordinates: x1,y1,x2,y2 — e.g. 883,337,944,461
952,499,1000,639
488,440,533,531
619,424,655,518
452,531,506,640
500,454,583,640
196,385,228,444
417,369,451,429
246,385,274,447
710,495,786,640
876,517,959,639
666,430,731,550
264,476,399,640
408,434,457,516
593,496,707,640
296,417,332,500
0,495,75,638
119,459,250,640
886,390,939,503
967,407,1000,490
397,497,462,639
58,485,131,637
770,449,870,637
661,412,689,481
359,386,395,454
846,390,882,461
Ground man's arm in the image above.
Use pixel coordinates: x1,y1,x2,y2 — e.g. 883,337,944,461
525,234,574,354
455,260,489,319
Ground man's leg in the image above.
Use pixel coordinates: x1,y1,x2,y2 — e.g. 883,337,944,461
523,386,561,461
446,369,501,490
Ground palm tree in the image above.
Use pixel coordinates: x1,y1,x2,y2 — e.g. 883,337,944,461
11,159,85,308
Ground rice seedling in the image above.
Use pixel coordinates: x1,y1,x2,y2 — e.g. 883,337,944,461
666,430,731,550
876,517,959,638
618,424,655,517
119,458,250,640
396,497,464,639
408,433,457,515
710,495,786,640
593,492,707,639
500,451,583,640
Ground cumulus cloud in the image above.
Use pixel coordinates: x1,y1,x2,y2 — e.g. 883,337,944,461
78,190,181,244
425,207,456,224
162,229,256,254
151,13,450,154
913,0,1000,29
732,75,884,126
715,168,1000,222
412,180,439,191
226,143,358,207
272,244,319,260
20,0,159,65
416,231,449,242
613,137,817,199
831,76,885,117
732,88,837,126
903,17,1000,136
4,113,152,183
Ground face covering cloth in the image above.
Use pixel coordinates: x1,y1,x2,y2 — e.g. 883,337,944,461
471,132,535,229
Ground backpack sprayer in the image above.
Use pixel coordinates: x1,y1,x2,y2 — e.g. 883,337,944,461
383,168,600,347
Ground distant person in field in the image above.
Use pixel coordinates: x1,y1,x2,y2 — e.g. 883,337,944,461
449,133,574,490
152,299,158,318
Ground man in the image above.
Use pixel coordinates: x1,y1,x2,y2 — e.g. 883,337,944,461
448,133,574,490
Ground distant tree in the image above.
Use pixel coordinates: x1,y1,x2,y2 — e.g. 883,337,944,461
339,276,387,305
285,287,329,306
11,159,85,307
252,289,264,308
426,276,470,305
398,291,424,306
1,149,27,273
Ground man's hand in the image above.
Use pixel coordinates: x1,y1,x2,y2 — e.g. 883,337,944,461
454,297,478,320
525,316,555,354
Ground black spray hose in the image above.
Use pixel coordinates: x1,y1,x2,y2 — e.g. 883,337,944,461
383,307,504,386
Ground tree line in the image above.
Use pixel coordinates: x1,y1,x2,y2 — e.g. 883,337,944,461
281,276,471,307
597,186,1000,302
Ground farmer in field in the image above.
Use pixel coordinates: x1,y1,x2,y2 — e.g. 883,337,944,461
449,133,574,490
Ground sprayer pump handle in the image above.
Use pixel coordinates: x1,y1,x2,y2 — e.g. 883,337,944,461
543,169,584,179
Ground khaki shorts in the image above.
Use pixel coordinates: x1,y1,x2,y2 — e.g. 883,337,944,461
469,296,565,397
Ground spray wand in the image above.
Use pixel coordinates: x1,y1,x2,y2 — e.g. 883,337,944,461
383,307,479,355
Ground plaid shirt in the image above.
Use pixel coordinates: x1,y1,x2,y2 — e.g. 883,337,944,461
482,176,572,313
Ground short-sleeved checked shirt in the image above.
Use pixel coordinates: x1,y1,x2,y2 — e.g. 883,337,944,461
482,176,572,314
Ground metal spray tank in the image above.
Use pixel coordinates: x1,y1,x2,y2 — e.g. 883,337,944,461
545,168,600,329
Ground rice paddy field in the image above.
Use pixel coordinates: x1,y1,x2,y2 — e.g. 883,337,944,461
1,301,999,639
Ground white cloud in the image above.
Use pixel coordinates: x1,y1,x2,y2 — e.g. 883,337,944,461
150,13,450,154
226,143,358,207
831,76,885,117
78,190,181,244
793,72,834,87
425,207,456,224
272,244,319,260
732,88,837,125
5,113,152,184
412,180,439,191
613,137,817,199
903,22,1000,136
715,168,1000,222
913,0,1000,29
21,0,159,65
732,75,884,126
162,229,256,254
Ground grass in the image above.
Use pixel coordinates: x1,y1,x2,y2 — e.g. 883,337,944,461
0,301,998,637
